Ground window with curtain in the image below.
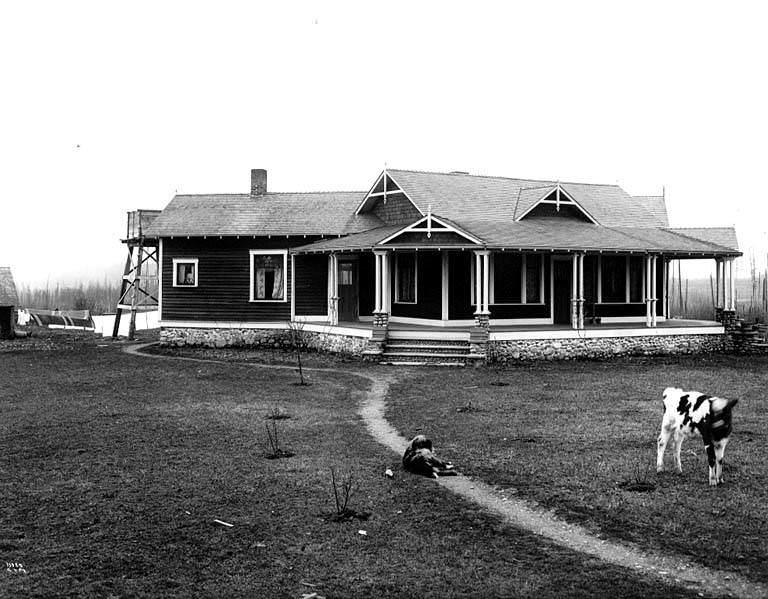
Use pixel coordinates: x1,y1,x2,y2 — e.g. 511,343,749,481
173,259,198,287
396,253,416,303
493,254,522,303
251,252,285,301
601,256,626,302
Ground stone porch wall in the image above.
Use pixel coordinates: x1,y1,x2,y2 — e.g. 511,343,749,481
487,333,728,362
160,327,370,356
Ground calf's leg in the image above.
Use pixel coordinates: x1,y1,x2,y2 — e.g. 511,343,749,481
713,438,729,485
672,430,684,473
657,424,674,472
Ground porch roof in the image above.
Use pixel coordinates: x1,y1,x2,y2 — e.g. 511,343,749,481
291,217,740,257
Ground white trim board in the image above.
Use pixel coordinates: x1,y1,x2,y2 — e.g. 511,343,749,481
158,320,372,338
490,325,724,341
388,329,471,342
389,316,473,328
598,316,667,324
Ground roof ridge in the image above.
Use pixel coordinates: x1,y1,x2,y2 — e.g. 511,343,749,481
387,168,624,189
174,190,366,197
667,226,734,230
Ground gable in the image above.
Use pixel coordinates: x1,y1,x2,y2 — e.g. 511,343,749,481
356,171,423,219
517,185,596,224
379,213,482,246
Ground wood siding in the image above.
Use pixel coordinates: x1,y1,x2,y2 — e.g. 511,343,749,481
162,237,320,321
294,254,328,316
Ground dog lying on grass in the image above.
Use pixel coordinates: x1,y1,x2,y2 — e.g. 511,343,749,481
657,387,738,486
402,435,457,479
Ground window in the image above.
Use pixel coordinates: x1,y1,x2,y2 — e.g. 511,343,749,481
173,258,198,287
395,252,417,303
250,250,287,302
601,256,626,302
489,253,544,305
629,256,644,303
525,255,542,303
339,263,353,286
493,254,522,303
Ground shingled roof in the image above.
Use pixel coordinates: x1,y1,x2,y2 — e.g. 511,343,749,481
145,192,382,238
382,169,663,228
633,195,669,227
0,267,19,306
293,217,739,256
147,168,739,257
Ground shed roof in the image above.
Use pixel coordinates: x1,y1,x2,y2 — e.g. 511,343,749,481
144,192,381,238
293,216,739,256
0,267,19,306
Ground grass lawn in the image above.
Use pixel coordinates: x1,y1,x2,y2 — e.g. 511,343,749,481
386,354,768,586
0,330,709,598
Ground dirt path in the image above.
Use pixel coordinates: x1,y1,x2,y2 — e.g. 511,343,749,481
127,344,767,599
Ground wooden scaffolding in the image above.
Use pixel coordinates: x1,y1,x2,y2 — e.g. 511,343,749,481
113,210,161,339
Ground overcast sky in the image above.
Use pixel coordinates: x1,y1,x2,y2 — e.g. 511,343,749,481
2,1,766,286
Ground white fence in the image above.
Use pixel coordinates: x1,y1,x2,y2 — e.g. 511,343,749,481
92,311,159,337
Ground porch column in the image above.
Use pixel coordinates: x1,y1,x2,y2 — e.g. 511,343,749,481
374,252,382,314
482,251,490,315
723,258,730,312
373,250,390,328
728,257,736,312
328,253,339,325
651,255,658,327
664,258,670,318
645,255,652,327
474,252,482,314
382,251,391,314
579,253,585,329
474,250,490,328
715,259,722,310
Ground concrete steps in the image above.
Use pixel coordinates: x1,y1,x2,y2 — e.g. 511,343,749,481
379,338,482,366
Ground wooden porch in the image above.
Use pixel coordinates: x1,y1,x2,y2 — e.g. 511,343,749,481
319,317,724,342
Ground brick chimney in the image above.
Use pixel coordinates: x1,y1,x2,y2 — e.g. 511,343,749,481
251,169,267,195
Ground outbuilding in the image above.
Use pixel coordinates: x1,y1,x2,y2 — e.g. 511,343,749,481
0,267,19,339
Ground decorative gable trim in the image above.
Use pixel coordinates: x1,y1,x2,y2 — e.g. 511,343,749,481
377,211,483,245
517,183,598,224
355,170,424,216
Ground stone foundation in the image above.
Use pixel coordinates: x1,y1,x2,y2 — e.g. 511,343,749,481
488,333,727,362
160,327,369,357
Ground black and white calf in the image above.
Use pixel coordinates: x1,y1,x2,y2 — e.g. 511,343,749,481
656,387,738,486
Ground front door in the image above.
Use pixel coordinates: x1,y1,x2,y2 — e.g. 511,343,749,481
337,261,358,322
552,259,572,325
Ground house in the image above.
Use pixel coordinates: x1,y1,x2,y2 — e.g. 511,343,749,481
0,267,20,339
144,168,741,363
